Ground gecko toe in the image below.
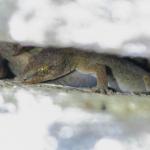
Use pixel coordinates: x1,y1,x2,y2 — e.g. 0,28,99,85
91,87,116,95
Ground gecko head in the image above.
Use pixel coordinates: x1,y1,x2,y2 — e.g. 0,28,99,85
20,50,67,84
21,64,57,84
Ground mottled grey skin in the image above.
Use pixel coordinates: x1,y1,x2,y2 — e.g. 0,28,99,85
22,47,150,92
0,42,98,89
21,48,76,83
0,41,150,93
74,51,150,92
0,42,43,76
0,42,29,75
0,42,79,87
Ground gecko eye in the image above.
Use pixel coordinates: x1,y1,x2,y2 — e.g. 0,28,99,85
37,65,49,74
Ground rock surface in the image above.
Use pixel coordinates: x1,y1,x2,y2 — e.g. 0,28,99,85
0,80,150,150
1,1,150,149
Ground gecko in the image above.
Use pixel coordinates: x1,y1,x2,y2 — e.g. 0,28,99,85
0,41,150,94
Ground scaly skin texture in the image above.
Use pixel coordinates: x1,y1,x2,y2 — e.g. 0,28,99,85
20,47,150,93
0,41,150,93
0,42,29,75
0,42,43,76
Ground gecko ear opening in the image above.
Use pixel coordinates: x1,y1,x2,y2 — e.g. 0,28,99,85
143,75,150,92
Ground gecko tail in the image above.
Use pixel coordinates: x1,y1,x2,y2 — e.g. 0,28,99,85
143,75,150,92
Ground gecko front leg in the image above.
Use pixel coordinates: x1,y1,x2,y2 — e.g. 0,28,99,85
77,63,115,94
91,64,115,94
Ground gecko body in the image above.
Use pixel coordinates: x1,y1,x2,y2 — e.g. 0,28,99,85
20,47,150,93
0,42,150,93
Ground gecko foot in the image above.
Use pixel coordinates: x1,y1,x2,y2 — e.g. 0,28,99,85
91,87,116,95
